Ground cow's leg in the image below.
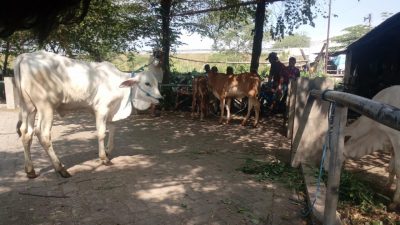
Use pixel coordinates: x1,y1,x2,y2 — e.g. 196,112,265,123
387,156,395,188
253,97,260,127
241,97,252,126
219,97,225,124
191,90,197,118
95,111,110,164
225,98,232,124
20,109,37,178
106,122,116,156
387,133,400,209
36,109,70,178
199,95,204,121
200,94,207,121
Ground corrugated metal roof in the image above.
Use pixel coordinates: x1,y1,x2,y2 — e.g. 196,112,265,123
347,12,400,50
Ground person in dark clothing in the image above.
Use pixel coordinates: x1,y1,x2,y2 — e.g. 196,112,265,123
287,57,300,81
266,52,288,112
266,52,286,88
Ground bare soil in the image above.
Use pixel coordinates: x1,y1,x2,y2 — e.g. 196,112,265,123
0,110,310,225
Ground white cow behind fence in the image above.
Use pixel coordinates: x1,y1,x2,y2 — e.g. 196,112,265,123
341,85,400,207
14,50,163,178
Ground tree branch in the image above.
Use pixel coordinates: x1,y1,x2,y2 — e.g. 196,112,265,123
172,0,283,17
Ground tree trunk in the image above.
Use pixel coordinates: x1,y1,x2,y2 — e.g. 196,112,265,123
2,40,11,78
160,0,171,84
250,1,266,74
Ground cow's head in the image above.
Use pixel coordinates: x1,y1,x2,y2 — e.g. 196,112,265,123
151,49,163,67
119,72,162,110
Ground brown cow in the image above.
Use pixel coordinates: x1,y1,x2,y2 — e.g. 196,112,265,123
207,71,260,127
191,76,208,121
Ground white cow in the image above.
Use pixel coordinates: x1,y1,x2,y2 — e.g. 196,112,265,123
14,50,163,178
340,85,400,207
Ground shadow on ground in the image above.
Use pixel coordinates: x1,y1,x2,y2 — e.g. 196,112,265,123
0,111,312,224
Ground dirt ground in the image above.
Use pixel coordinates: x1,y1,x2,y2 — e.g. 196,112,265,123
0,109,309,225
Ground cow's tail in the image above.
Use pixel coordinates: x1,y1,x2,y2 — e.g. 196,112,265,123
13,54,24,137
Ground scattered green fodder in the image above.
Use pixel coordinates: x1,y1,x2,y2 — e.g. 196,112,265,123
322,170,400,224
238,158,304,192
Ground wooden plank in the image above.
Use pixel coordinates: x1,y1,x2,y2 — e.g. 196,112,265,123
324,104,347,225
302,164,342,225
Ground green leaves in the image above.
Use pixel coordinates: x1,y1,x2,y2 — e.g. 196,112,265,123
44,0,154,61
272,33,310,48
330,25,372,51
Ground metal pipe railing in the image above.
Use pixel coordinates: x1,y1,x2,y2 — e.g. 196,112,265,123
310,89,400,131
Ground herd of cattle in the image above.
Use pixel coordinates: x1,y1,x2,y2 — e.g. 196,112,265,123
11,50,400,208
191,69,261,127
13,50,264,179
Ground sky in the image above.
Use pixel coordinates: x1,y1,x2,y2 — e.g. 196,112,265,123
177,0,400,50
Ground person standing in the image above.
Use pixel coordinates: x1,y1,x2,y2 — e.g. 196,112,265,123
287,57,300,81
266,52,287,113
266,52,286,87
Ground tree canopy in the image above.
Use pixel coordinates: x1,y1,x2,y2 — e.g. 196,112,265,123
272,33,310,48
330,25,372,51
0,0,91,41
43,0,153,61
0,0,320,75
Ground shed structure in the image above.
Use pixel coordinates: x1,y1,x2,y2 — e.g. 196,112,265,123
343,12,400,98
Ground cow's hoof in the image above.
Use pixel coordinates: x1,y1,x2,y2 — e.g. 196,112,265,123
58,168,71,178
105,151,112,157
26,170,38,179
101,158,112,166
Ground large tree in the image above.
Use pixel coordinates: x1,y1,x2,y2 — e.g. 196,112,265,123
189,0,317,73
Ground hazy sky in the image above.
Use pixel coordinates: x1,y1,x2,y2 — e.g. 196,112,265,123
177,0,400,50
299,0,400,41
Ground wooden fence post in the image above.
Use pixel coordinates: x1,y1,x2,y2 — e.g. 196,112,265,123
323,103,347,225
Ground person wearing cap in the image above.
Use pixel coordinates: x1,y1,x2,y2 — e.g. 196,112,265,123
266,52,289,113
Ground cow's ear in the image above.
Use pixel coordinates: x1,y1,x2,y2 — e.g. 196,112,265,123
119,78,138,88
